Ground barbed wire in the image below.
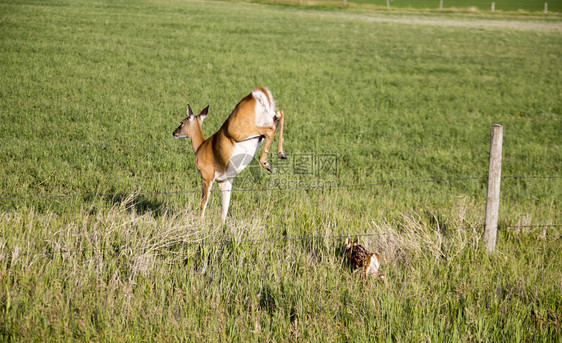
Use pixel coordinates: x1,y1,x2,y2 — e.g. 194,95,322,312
0,175,559,202
3,224,560,259
1,175,559,257
500,176,561,180
496,224,562,229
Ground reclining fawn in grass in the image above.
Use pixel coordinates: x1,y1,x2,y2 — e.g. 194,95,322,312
173,87,287,223
345,237,386,285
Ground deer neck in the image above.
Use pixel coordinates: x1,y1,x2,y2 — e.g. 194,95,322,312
189,126,206,154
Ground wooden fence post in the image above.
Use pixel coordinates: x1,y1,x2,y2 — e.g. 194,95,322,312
484,124,503,254
439,0,443,9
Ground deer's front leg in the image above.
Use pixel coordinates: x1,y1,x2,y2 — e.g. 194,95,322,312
200,179,213,218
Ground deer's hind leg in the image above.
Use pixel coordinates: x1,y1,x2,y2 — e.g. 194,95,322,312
256,125,277,172
275,110,288,160
230,124,277,172
253,111,288,172
229,111,287,172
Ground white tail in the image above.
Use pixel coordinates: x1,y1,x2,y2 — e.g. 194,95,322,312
173,87,287,223
366,252,381,276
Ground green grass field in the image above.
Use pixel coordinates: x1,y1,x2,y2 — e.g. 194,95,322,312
1,0,561,341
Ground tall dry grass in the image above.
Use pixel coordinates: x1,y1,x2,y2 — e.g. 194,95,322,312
1,192,560,340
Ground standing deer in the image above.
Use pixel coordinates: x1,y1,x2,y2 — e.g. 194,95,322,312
173,87,287,223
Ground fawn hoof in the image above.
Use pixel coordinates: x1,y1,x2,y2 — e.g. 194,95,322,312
278,152,288,160
262,161,272,173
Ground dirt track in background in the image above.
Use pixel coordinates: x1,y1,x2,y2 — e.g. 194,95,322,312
355,15,562,31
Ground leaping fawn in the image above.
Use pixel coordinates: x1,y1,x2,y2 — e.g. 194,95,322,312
173,87,287,223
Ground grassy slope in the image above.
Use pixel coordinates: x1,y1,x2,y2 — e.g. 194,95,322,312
0,0,561,341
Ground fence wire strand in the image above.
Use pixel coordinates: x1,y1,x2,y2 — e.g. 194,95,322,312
1,174,560,257
1,175,559,202
3,224,560,258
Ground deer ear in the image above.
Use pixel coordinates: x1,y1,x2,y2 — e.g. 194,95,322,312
198,105,209,120
186,103,193,117
353,238,358,245
346,236,351,245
